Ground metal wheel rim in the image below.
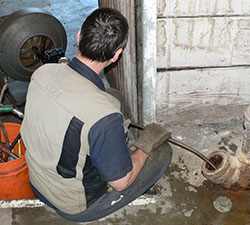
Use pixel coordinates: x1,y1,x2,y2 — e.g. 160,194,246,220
19,35,54,71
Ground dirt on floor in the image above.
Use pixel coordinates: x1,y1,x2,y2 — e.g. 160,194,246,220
1,116,249,225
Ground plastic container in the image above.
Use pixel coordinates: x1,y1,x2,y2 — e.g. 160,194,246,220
0,123,36,200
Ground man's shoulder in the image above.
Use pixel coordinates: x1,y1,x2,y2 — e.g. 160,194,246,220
33,63,68,75
93,113,124,133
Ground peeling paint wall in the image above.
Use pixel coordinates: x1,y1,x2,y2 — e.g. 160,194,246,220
157,0,250,16
157,17,250,67
154,0,250,126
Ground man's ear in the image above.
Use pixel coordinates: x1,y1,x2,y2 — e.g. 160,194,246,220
77,29,81,44
111,48,123,63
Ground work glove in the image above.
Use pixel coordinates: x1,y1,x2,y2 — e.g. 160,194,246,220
131,123,171,155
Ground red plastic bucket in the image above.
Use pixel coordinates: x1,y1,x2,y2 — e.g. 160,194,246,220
0,123,36,200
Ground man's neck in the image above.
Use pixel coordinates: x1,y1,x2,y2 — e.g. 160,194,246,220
75,52,109,75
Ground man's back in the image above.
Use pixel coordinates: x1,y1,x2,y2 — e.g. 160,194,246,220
21,63,121,214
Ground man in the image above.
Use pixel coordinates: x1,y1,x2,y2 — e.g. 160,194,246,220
21,7,172,222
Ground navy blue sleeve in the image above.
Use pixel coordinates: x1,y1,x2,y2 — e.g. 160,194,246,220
88,113,133,182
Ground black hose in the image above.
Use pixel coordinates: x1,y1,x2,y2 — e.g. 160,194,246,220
168,138,216,170
130,122,217,170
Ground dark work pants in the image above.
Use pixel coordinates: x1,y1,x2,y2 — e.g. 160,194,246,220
32,142,172,222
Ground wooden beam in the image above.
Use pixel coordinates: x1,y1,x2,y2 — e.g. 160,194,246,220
98,0,138,122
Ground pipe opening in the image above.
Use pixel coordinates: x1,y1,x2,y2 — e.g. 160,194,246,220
206,154,223,171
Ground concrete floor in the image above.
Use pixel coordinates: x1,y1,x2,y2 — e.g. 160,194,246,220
0,1,250,225
1,118,250,225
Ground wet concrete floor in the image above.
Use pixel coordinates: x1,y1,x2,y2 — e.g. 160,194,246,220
0,0,249,224
5,176,250,225
1,118,249,225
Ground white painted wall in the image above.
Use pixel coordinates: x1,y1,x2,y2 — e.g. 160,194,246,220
157,17,250,68
140,0,250,126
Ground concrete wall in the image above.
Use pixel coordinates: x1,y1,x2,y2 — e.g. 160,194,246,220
151,0,250,126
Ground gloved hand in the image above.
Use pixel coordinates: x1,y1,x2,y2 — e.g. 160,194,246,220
131,123,171,155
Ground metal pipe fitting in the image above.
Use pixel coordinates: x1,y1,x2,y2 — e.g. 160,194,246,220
201,151,242,190
201,106,250,191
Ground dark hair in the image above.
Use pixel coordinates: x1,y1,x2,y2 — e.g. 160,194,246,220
79,8,129,62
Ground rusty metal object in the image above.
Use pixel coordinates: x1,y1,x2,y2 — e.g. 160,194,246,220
213,196,233,213
202,106,250,190
202,151,241,190
202,150,250,190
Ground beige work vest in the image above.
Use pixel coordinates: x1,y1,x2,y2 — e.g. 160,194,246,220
21,63,125,214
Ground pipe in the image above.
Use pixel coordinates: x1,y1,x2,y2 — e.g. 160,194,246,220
136,0,157,124
202,106,250,190
130,122,217,170
0,142,19,160
167,138,216,170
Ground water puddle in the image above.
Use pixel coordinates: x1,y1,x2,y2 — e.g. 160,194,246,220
162,166,250,225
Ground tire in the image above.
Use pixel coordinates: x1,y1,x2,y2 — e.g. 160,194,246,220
0,8,67,81
0,16,8,25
